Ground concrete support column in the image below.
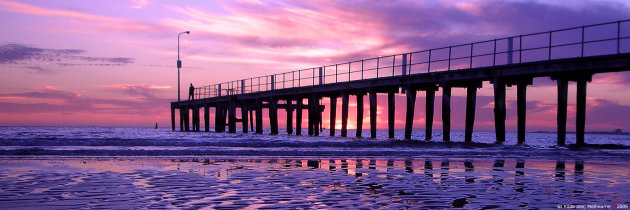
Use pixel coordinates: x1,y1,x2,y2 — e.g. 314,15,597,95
269,98,279,135
241,105,248,134
256,100,262,134
442,86,451,141
319,107,323,133
179,108,184,131
223,109,227,128
356,94,364,138
557,79,568,146
576,80,587,146
387,92,395,139
405,88,417,140
195,107,201,131
215,104,224,133
341,93,349,137
184,108,190,131
308,97,314,136
249,110,254,132
425,89,435,140
313,96,321,136
190,107,196,131
196,107,200,131
286,99,293,135
196,107,201,131
329,96,337,136
204,106,210,132
296,98,303,135
171,108,175,131
190,108,195,131
228,104,236,133
493,79,506,144
369,91,377,138
517,84,527,144
465,86,477,143
193,107,201,131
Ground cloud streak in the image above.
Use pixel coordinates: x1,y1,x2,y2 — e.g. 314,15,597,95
102,84,171,99
0,44,133,66
1,0,630,128
0,0,170,36
0,85,170,116
161,0,630,70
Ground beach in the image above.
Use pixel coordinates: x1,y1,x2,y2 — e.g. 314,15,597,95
0,127,629,208
1,156,628,209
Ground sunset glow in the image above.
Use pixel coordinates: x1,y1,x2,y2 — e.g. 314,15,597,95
1,0,630,131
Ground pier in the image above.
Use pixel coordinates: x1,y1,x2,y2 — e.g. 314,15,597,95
171,20,630,146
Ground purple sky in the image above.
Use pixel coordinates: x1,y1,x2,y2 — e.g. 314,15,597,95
1,0,630,131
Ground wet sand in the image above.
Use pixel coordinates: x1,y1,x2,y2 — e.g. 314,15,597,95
1,156,628,209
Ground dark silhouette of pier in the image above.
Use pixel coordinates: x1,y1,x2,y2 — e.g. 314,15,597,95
171,20,630,146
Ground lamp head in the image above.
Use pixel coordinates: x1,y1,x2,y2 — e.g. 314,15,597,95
185,31,190,34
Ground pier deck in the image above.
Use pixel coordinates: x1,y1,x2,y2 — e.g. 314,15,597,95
171,20,630,146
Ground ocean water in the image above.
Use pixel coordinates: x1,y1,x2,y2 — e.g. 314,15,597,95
1,126,630,156
1,126,629,208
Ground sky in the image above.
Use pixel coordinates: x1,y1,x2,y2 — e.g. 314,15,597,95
1,0,630,132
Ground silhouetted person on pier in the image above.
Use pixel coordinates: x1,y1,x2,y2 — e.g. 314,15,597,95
188,83,194,100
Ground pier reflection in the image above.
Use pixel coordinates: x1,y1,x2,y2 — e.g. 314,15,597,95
4,157,628,209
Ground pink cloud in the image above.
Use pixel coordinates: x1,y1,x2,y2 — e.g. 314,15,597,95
0,86,172,126
0,0,112,21
2,0,630,129
0,0,169,35
101,84,172,99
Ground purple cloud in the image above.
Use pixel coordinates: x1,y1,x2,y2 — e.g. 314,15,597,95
0,86,170,115
0,43,133,66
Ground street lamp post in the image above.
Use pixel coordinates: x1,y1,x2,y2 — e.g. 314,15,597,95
177,31,190,102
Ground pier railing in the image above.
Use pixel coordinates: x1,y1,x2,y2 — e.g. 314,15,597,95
194,19,630,100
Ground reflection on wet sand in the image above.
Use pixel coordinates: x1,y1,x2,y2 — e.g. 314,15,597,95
0,157,628,209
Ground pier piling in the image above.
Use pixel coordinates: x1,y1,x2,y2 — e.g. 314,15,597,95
425,89,435,140
286,99,293,135
405,87,417,140
190,107,195,131
387,92,395,139
308,97,314,136
341,93,349,137
576,78,590,146
369,91,377,138
241,104,248,133
193,107,200,131
215,104,225,132
517,84,526,143
184,108,190,131
228,103,236,133
330,96,337,137
171,108,175,131
515,81,530,144
204,106,209,132
492,79,506,144
356,94,364,138
556,79,568,146
313,96,321,136
296,97,303,135
442,85,451,141
465,85,478,143
269,98,279,135
179,108,184,131
249,110,254,132
255,100,263,134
